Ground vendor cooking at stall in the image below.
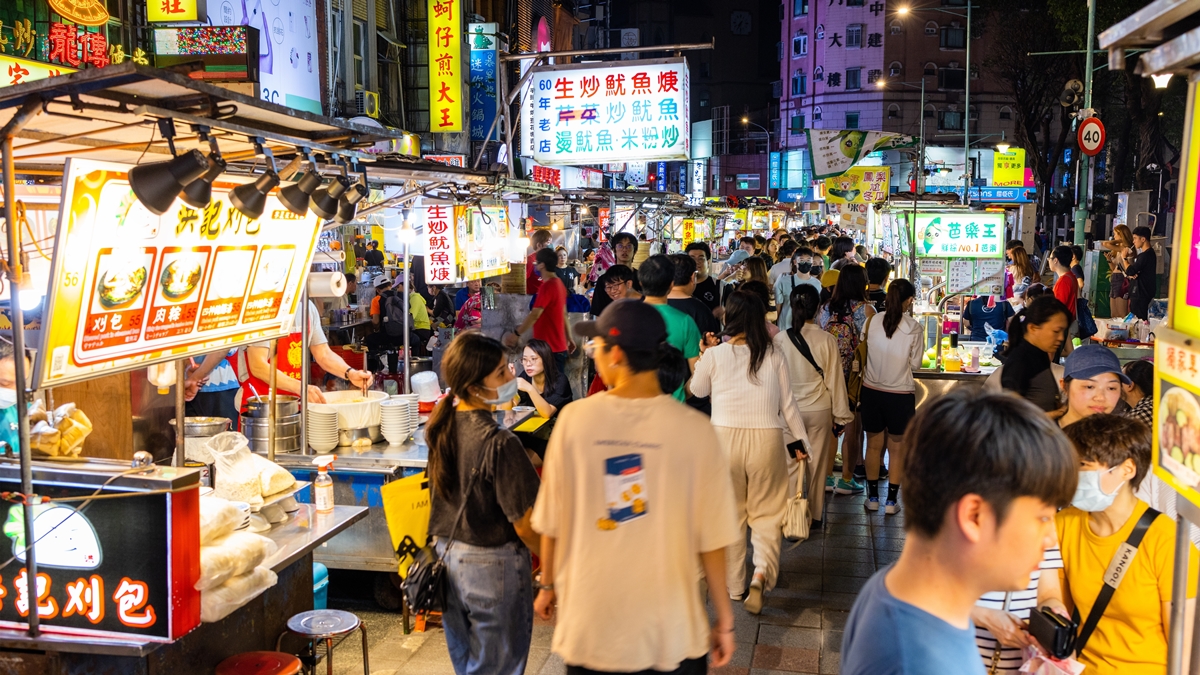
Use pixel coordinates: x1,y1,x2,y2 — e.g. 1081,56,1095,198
240,300,373,409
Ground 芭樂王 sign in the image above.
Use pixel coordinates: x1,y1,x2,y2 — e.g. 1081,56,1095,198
525,57,690,165
912,212,1004,259
36,159,321,389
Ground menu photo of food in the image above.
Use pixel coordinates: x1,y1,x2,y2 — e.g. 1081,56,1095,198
143,247,212,342
197,246,257,332
1159,382,1200,491
79,247,157,354
242,246,295,324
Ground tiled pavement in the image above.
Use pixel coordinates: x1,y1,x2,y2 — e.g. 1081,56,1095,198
323,488,905,675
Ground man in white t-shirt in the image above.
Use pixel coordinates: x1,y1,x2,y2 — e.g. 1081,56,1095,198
532,300,739,675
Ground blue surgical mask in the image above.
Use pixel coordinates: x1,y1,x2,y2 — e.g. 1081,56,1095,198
1071,467,1124,512
480,378,519,406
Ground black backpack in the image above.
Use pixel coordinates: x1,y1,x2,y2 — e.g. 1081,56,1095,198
381,291,407,337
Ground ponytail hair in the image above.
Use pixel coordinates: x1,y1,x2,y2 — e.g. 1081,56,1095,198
882,279,916,338
1004,296,1070,356
425,332,506,499
789,283,821,333
656,343,689,395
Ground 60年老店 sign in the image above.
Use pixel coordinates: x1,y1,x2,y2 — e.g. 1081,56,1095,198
526,58,690,165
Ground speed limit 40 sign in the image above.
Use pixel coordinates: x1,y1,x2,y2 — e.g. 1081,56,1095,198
1078,117,1106,156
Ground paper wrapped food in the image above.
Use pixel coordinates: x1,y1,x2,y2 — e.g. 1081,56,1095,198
27,403,93,457
248,453,296,497
196,531,278,591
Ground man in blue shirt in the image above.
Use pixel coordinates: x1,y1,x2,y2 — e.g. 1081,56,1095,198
841,390,1078,675
184,350,240,424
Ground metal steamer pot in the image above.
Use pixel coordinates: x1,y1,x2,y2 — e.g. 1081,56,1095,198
243,395,301,418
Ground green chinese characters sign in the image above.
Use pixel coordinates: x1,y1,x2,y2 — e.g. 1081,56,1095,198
912,212,1004,259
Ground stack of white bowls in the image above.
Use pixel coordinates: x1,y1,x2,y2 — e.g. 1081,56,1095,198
307,408,339,453
380,399,411,445
393,393,420,430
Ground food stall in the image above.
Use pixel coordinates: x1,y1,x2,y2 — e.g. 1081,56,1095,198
0,65,444,672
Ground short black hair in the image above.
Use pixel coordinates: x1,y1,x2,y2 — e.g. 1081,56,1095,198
1063,413,1151,490
1124,360,1154,398
1069,245,1084,262
902,389,1078,538
1132,226,1152,240
1005,240,1025,251
611,232,638,248
779,240,798,257
637,255,675,297
739,280,772,313
753,234,767,247
865,257,892,285
656,344,690,395
535,247,558,271
345,273,356,283
669,253,697,287
739,236,756,248
685,241,712,260
815,235,832,252
795,246,814,258
1051,245,1073,269
602,264,636,284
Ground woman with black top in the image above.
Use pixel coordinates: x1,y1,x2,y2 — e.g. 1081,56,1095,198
512,339,573,462
425,332,543,675
998,296,1071,412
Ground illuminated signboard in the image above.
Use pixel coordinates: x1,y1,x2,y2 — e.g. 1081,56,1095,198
427,0,464,132
147,0,206,23
824,166,890,204
912,212,1004,259
152,26,258,81
206,0,321,113
525,57,691,165
461,206,510,280
36,159,321,389
468,22,498,141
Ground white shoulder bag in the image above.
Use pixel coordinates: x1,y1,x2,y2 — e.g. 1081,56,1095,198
782,457,810,542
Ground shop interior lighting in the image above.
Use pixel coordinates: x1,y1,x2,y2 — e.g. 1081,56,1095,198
398,207,417,245
181,126,227,209
279,150,320,216
1152,73,1173,89
229,137,280,220
129,119,210,216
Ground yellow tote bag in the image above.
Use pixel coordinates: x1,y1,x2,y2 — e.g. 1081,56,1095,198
381,471,431,578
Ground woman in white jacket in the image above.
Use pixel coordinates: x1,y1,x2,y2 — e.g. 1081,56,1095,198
859,279,923,515
773,283,853,530
691,290,809,616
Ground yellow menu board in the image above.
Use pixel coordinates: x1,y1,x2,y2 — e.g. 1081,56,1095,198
36,159,321,389
1153,328,1200,509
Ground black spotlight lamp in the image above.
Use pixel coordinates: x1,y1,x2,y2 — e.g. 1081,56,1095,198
229,138,280,220
310,175,351,220
279,152,321,216
128,119,209,215
180,126,227,208
334,180,368,224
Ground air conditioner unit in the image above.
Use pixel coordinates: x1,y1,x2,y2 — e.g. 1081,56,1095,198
724,175,734,182
355,90,381,118
948,61,960,68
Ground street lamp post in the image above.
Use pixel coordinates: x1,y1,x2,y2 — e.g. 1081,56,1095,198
878,78,926,193
742,116,772,196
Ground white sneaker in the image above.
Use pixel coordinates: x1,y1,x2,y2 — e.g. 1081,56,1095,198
744,578,764,614
885,500,900,515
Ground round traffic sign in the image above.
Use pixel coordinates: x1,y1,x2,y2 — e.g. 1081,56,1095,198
1078,117,1106,156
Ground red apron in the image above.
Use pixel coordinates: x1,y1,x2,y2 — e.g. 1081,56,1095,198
239,332,304,414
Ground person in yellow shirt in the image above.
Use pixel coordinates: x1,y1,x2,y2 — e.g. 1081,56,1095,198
1039,414,1198,674
408,274,433,355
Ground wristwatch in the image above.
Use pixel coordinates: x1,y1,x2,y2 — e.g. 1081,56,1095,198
344,367,354,380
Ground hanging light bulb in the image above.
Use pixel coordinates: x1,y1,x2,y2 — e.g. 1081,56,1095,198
229,170,281,220
1152,73,1173,89
310,175,351,220
398,207,417,245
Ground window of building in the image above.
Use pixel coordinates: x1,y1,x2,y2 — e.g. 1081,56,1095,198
924,105,935,119
777,42,783,61
924,21,938,36
791,114,806,134
889,61,903,77
814,66,824,81
999,106,1012,120
924,62,937,76
813,106,823,121
846,112,860,129
940,25,965,49
353,19,368,89
793,33,808,56
846,0,865,6
736,174,761,191
792,71,807,95
711,173,719,190
846,67,861,90
888,104,901,119
938,68,966,90
847,24,864,48
794,0,809,16
938,109,964,130
969,105,977,120
890,21,902,34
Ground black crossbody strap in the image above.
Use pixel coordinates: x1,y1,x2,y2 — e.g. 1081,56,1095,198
786,327,823,378
1074,507,1161,652
438,435,495,560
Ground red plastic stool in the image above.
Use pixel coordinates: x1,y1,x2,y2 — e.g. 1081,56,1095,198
215,651,302,675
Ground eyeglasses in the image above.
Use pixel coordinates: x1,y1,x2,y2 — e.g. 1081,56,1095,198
520,357,540,364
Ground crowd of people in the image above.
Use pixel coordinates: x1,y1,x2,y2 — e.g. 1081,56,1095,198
411,225,1182,675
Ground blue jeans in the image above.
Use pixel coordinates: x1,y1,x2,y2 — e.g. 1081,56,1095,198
437,538,533,675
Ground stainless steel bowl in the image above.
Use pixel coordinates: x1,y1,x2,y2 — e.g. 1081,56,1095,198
338,425,383,447
168,416,232,436
243,395,301,418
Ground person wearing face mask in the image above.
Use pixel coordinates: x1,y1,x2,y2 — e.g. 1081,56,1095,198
1038,414,1198,675
774,246,823,329
994,297,1071,412
424,331,543,675
1050,345,1128,428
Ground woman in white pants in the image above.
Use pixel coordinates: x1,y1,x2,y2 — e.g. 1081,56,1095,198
691,290,809,615
774,284,853,530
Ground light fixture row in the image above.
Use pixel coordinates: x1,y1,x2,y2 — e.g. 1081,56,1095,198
128,121,368,224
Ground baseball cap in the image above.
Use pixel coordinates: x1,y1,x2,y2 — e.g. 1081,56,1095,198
725,250,750,266
820,270,840,288
1063,345,1132,385
374,275,392,289
574,299,666,352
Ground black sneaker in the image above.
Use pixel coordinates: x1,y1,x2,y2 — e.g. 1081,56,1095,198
853,464,867,479
878,466,889,479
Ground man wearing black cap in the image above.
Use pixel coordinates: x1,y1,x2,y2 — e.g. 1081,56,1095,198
1125,226,1157,321
532,300,738,674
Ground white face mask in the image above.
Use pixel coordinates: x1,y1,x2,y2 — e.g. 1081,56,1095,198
1072,467,1124,512
0,388,17,410
479,378,519,406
